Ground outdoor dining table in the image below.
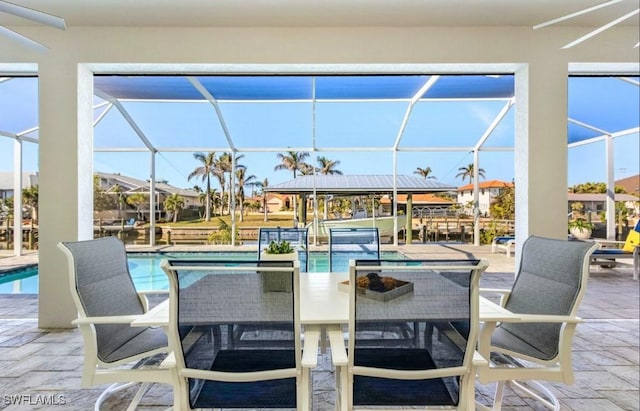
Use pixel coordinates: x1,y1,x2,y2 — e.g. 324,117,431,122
132,271,518,329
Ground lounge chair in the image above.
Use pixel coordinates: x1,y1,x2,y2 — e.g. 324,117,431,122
590,221,640,280
491,236,515,257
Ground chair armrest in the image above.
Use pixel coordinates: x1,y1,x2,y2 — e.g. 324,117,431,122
138,290,169,296
473,350,489,367
480,288,511,295
72,314,144,325
302,327,320,368
160,352,176,369
480,288,511,306
327,326,348,366
137,290,169,312
498,314,583,324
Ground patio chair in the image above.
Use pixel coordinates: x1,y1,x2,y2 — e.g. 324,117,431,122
162,259,318,410
477,236,599,410
330,258,488,410
329,227,380,272
258,227,309,271
57,237,173,411
590,221,640,280
491,236,515,257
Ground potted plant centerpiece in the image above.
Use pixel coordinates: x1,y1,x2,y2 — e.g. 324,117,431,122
260,240,298,292
260,239,298,262
568,218,594,240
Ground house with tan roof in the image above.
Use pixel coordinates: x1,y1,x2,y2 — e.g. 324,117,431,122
246,193,292,214
616,174,640,196
96,172,200,219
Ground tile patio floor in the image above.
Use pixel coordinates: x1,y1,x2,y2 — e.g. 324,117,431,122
0,244,638,410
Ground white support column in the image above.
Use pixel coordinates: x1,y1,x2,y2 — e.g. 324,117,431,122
38,61,91,328
12,137,22,256
231,151,236,246
150,151,156,246
472,149,480,246
514,62,569,261
605,135,616,240
392,149,398,246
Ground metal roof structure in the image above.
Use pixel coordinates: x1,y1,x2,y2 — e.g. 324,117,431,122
266,174,456,195
1,72,638,246
3,74,637,152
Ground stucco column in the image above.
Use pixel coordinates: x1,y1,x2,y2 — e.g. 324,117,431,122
514,61,569,258
38,61,92,328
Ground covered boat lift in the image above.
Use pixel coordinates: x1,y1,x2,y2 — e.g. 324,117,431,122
266,174,456,245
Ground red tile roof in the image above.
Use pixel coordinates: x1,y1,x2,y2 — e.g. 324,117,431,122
457,180,513,191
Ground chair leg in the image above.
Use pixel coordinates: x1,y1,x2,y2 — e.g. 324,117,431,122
492,381,505,411
511,380,560,410
126,382,153,411
94,382,154,411
489,379,560,411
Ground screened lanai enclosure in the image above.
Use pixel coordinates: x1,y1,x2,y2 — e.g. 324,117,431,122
0,73,638,252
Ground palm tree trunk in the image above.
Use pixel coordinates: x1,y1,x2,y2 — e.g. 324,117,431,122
205,177,211,221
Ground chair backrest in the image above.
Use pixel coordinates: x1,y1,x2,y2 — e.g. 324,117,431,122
348,258,487,407
58,237,147,363
329,227,380,272
258,227,309,271
499,236,598,360
163,259,301,409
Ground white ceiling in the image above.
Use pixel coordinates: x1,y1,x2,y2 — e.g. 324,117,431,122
0,0,638,28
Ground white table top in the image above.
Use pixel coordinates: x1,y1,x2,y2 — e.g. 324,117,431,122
132,271,518,328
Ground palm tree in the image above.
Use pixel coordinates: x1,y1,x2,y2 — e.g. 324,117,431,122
260,178,269,222
455,163,486,184
216,152,245,215
164,193,185,223
316,156,342,219
274,151,310,222
317,156,343,175
109,184,126,220
299,163,315,175
235,167,258,222
188,152,216,221
126,193,149,220
414,166,436,180
22,185,39,224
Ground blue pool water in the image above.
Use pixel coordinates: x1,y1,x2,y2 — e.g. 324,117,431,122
0,251,404,294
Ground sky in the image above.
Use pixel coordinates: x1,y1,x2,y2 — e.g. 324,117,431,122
0,75,638,192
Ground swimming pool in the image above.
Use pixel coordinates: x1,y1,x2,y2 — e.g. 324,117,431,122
0,251,405,294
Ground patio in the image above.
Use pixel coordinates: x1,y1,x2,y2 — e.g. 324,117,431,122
0,244,638,410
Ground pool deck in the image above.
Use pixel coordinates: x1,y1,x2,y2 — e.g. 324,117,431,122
0,244,638,410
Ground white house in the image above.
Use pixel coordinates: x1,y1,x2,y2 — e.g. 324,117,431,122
0,172,38,201
457,180,513,216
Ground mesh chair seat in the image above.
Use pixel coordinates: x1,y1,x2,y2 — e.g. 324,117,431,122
101,326,168,363
164,259,313,410
332,258,488,410
192,350,296,409
354,348,456,406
